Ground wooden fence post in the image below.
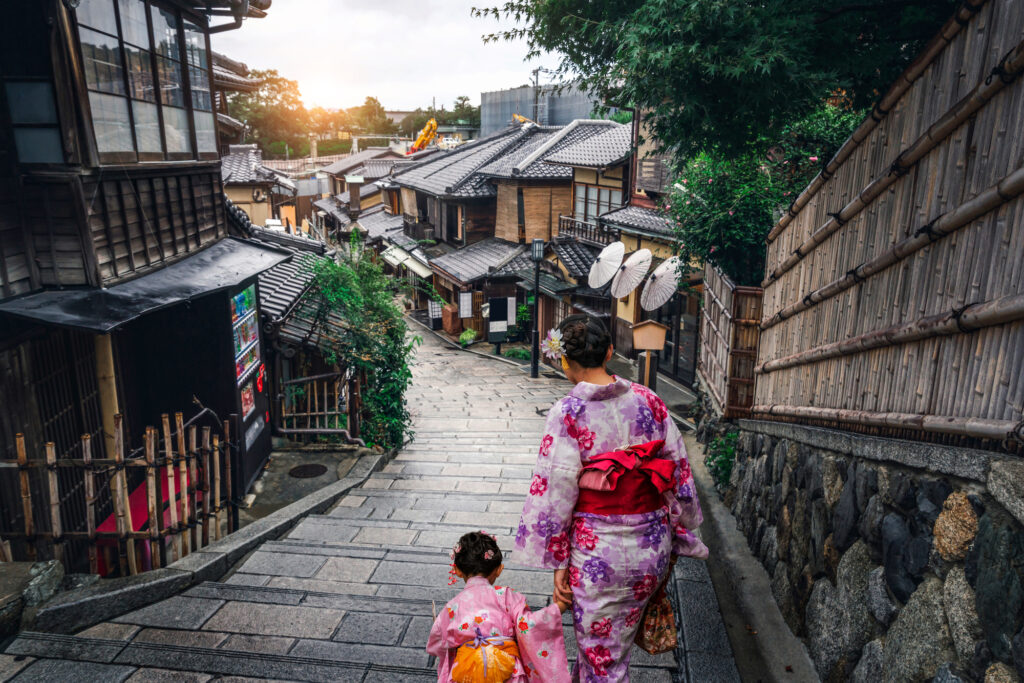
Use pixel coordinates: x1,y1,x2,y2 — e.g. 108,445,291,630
188,425,199,550
82,434,98,574
201,427,211,546
161,414,181,562
113,415,137,575
144,428,161,570
44,442,63,566
212,432,221,541
15,434,35,560
223,419,235,534
175,413,190,557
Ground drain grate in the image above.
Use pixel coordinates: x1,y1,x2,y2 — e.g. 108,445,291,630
288,464,328,479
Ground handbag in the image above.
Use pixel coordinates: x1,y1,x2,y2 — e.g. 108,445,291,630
633,586,677,655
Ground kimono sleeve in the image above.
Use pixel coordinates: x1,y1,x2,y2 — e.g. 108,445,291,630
426,601,457,680
514,399,580,570
660,414,709,559
506,589,570,682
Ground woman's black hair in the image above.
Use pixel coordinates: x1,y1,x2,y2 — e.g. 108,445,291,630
453,531,503,577
558,314,612,368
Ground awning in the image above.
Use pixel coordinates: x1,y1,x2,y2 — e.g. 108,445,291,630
381,245,433,279
0,238,291,333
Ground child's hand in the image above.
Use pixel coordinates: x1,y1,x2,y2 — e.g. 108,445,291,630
554,596,571,613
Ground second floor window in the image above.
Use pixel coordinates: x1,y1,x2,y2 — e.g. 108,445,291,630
76,0,216,163
573,183,623,223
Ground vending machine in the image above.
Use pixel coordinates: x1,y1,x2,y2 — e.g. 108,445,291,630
229,282,272,492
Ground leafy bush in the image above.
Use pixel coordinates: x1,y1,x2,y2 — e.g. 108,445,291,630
516,304,531,326
306,233,419,449
459,329,478,347
503,347,532,361
705,431,739,489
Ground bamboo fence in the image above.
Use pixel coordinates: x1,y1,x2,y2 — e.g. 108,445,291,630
754,0,1024,452
0,412,236,575
698,264,763,418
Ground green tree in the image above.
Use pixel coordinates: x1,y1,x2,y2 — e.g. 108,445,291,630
349,96,398,134
226,69,310,153
474,0,956,158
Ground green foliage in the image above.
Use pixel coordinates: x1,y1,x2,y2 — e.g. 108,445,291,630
227,69,310,153
305,235,418,449
666,103,864,285
356,137,393,149
503,347,532,361
459,329,478,347
705,431,739,489
474,0,955,158
591,108,633,124
400,96,482,137
516,304,531,326
349,97,398,134
317,139,353,156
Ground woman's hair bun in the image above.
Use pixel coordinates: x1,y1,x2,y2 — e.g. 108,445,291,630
558,314,611,368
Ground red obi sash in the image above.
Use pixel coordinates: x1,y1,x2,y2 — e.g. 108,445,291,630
575,440,675,516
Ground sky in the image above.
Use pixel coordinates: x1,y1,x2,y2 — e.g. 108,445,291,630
212,0,551,111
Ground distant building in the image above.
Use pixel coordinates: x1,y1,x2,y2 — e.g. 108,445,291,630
385,110,416,126
480,83,601,136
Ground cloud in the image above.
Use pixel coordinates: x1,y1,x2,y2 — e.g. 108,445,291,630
212,0,550,110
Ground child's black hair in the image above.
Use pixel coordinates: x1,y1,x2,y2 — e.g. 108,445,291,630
453,531,503,577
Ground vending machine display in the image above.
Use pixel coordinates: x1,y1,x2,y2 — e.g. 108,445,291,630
231,285,256,323
240,380,256,419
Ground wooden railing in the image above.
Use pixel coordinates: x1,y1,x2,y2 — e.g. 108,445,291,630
0,411,236,576
697,264,763,418
557,216,620,246
278,371,363,445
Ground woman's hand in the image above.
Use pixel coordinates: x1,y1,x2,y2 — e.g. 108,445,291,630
553,567,573,606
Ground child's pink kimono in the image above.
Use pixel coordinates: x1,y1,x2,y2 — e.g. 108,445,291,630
427,576,570,682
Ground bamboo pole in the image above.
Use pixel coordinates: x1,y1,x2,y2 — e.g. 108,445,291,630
81,434,98,574
161,414,181,562
15,435,36,561
144,428,161,570
44,443,63,565
113,415,136,575
223,419,234,534
201,426,211,547
188,425,199,550
764,37,1024,284
211,433,221,541
175,413,190,557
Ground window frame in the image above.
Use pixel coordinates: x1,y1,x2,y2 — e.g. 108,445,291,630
73,0,218,165
572,180,624,222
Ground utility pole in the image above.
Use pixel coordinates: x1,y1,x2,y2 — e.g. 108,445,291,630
529,238,544,378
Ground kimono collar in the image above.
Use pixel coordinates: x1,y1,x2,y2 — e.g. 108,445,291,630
569,376,632,402
465,576,493,588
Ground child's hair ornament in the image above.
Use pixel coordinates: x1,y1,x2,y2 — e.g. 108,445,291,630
448,541,463,586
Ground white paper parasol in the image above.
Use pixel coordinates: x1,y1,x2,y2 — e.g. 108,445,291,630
610,248,652,298
641,257,682,311
588,241,626,288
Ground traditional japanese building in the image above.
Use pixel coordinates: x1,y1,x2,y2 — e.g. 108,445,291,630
0,0,280,567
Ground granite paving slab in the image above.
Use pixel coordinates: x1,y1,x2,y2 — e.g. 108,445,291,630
111,596,224,630
10,659,137,682
201,602,344,639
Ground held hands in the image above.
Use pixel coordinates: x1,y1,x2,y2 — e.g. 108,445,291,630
553,567,572,613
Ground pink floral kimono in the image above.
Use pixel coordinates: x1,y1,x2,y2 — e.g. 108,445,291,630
515,379,708,682
427,576,570,682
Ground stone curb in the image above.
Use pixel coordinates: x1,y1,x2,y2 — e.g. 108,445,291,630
20,451,392,635
737,418,994,482
687,435,820,683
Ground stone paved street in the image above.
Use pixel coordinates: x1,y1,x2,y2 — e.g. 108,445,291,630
2,332,739,682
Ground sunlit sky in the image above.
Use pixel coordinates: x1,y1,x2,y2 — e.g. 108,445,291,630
212,0,550,111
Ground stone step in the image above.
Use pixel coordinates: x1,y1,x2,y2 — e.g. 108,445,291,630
360,472,531,496
5,631,437,682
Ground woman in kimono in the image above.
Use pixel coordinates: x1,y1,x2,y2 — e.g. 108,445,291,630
515,315,708,682
428,531,571,682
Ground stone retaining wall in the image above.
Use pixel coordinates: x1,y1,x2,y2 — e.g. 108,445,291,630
701,414,1024,682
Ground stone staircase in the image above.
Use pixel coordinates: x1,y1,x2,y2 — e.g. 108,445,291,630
1,333,739,682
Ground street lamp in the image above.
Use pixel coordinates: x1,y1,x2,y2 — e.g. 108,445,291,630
631,320,669,389
530,238,545,379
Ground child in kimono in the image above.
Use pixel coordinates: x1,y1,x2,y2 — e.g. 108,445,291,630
427,531,571,683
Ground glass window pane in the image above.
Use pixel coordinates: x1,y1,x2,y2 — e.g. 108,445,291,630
88,92,133,153
79,27,125,95
14,128,64,164
132,100,162,153
125,44,156,101
76,0,118,35
610,189,622,208
183,21,208,68
586,186,598,219
575,193,585,220
162,105,192,154
189,65,211,111
195,110,216,152
5,82,58,124
118,0,150,47
156,55,184,107
150,5,180,61
600,188,610,213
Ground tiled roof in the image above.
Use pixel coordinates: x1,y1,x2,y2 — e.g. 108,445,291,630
492,251,533,277
599,204,675,238
361,159,400,180
217,112,245,132
547,123,632,169
430,237,524,284
478,120,621,180
396,126,527,199
337,183,380,204
515,272,577,297
253,239,329,321
313,197,351,225
221,144,276,185
322,147,402,177
356,209,403,241
551,239,599,279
